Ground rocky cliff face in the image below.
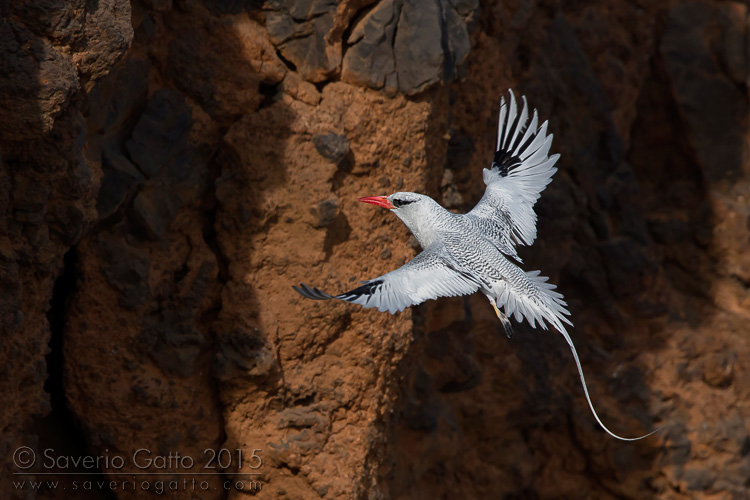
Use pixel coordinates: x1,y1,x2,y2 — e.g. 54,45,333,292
0,0,133,494
2,0,750,499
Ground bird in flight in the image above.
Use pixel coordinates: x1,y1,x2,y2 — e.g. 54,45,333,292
294,91,658,441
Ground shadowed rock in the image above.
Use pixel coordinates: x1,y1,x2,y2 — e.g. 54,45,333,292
342,0,477,94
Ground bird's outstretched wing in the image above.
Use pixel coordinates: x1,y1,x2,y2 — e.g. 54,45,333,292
294,248,481,314
467,90,560,258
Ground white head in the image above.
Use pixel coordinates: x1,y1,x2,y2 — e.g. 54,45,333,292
358,192,444,248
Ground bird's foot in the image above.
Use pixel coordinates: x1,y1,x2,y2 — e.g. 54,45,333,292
490,300,514,338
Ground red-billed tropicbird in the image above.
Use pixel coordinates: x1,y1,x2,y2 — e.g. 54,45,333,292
294,91,658,441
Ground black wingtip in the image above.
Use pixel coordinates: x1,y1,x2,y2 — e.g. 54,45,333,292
293,283,334,300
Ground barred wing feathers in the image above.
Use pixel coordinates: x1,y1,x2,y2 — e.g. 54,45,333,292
469,90,560,252
294,248,481,314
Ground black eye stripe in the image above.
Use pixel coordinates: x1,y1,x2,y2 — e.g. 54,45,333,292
392,198,415,208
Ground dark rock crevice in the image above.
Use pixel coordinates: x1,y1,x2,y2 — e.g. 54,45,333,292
44,249,78,434
33,248,115,499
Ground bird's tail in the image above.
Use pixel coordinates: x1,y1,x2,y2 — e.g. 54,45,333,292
558,323,662,441
521,270,572,333
496,269,661,441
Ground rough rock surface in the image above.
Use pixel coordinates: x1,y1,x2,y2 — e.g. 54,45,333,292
0,0,132,497
3,0,750,499
341,0,477,94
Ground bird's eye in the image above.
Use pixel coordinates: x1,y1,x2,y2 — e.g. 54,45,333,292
392,198,414,208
